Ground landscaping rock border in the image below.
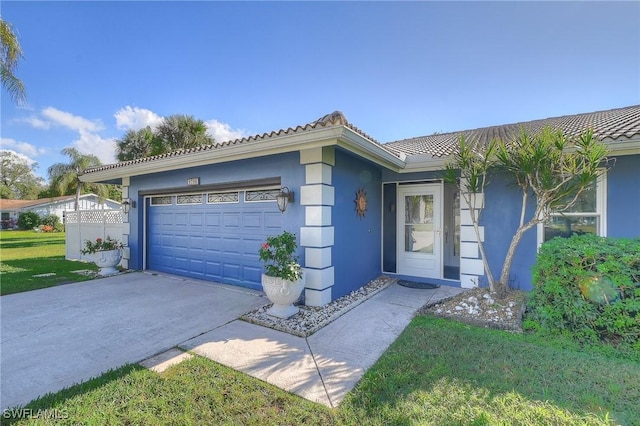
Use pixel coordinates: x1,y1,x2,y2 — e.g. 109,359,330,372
241,275,395,337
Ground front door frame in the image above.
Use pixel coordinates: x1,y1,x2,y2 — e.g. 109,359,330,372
396,182,443,279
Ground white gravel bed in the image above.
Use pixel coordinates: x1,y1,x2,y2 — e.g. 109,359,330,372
240,275,396,337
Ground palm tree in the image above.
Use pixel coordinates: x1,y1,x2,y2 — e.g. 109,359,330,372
1,18,26,105
47,147,107,210
155,114,214,152
116,126,157,161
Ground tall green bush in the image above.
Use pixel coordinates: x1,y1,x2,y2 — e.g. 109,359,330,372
525,234,640,346
17,211,41,230
41,214,60,227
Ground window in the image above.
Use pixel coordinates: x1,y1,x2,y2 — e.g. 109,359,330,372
176,194,203,205
538,173,606,245
150,196,173,206
207,192,239,203
245,189,279,202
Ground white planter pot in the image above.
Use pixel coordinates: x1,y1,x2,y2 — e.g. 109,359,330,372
93,249,123,276
261,273,305,318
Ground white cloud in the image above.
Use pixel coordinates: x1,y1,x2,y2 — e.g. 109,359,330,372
73,130,117,165
0,137,47,157
20,116,51,130
41,107,104,133
115,106,163,131
205,119,250,143
0,149,37,166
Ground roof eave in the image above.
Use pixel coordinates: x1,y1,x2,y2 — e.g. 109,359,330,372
337,128,406,171
80,126,347,183
606,139,640,156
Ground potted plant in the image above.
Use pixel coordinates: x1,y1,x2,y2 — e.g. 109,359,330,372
81,236,124,276
258,231,304,318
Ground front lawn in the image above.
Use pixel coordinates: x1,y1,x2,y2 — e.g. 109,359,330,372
4,316,638,425
0,230,97,295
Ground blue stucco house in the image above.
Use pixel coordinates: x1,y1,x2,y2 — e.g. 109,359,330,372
81,105,640,306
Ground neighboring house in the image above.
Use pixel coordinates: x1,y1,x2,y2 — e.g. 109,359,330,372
0,194,120,229
80,106,640,306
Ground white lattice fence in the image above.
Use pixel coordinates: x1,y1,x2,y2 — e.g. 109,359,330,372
65,210,124,261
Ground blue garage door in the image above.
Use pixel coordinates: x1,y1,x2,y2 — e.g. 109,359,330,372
147,191,283,290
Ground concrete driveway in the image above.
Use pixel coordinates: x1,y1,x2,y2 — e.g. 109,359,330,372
0,272,266,410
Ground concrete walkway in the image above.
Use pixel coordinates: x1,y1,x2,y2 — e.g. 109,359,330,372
179,283,465,407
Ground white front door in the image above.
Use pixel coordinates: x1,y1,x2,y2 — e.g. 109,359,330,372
397,184,442,278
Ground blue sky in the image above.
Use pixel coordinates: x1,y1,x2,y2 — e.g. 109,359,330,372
1,1,639,181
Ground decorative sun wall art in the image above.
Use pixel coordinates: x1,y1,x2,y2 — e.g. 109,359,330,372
355,187,367,218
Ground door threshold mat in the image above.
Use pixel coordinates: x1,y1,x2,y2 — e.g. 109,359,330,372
397,280,440,289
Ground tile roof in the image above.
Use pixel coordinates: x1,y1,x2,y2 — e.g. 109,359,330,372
384,105,640,158
82,105,640,176
83,111,388,175
0,195,75,210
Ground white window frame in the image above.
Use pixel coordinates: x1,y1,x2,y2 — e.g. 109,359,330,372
176,194,204,205
206,191,240,204
244,187,280,203
150,196,174,206
537,171,607,247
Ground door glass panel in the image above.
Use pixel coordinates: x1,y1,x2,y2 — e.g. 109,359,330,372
404,195,434,253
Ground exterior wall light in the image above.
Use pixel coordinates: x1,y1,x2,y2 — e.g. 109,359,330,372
276,187,294,213
121,198,136,214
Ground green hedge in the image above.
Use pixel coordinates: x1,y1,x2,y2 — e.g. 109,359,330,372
17,211,41,230
525,234,640,346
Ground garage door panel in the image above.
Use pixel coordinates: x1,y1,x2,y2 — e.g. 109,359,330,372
175,213,189,226
190,235,204,250
190,213,204,226
147,194,283,290
174,235,189,248
205,212,221,227
223,213,241,228
222,237,241,254
243,212,261,228
190,259,204,275
161,213,174,226
244,266,262,283
224,264,241,281
205,236,222,253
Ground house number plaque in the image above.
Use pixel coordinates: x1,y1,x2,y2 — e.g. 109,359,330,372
187,177,200,186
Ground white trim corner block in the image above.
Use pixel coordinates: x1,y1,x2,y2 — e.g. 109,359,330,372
299,146,336,166
305,287,332,306
460,257,485,276
300,184,335,206
460,225,484,242
460,192,484,210
303,266,334,290
300,226,334,248
305,247,332,269
305,206,332,226
460,274,479,289
460,242,479,259
305,163,332,185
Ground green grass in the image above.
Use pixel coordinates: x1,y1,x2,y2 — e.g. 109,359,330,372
4,316,638,425
0,230,97,295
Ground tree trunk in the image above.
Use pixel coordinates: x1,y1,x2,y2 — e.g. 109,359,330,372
75,184,81,211
498,220,538,298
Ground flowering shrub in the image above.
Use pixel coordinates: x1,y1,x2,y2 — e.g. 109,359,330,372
258,231,302,282
81,236,124,255
39,225,54,233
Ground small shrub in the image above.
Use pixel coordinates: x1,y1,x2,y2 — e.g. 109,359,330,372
525,234,640,346
41,214,60,227
54,222,64,232
17,211,41,230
